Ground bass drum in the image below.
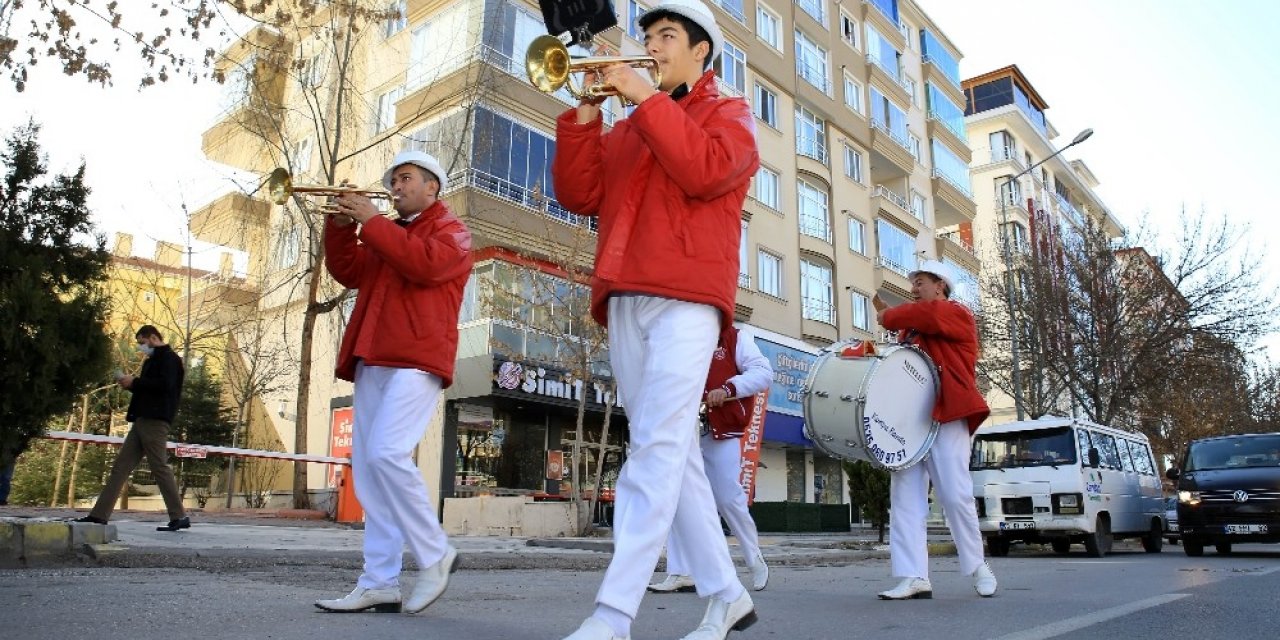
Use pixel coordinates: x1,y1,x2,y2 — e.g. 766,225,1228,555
802,343,940,471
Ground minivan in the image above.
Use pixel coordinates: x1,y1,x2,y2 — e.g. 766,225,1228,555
1166,432,1280,556
970,417,1165,557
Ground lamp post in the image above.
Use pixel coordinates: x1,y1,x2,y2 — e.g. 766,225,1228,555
999,128,1093,421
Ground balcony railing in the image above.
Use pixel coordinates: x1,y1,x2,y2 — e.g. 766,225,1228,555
866,52,900,84
863,0,899,27
922,55,962,91
457,168,597,233
990,145,1022,165
870,117,911,151
929,110,966,140
799,215,833,243
801,297,835,324
932,167,974,198
712,0,747,23
797,135,829,165
738,272,752,289
876,255,910,277
796,0,826,24
798,61,831,94
1055,193,1086,226
937,230,976,257
717,76,744,98
873,185,909,212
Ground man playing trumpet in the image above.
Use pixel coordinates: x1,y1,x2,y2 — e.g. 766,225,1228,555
315,150,473,615
552,1,760,638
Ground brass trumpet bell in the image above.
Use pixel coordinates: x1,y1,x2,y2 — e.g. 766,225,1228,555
525,34,661,101
266,168,393,214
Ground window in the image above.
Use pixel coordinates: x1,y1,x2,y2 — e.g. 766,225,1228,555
843,145,863,183
927,82,966,138
219,54,256,113
1001,221,1029,252
800,260,834,323
373,86,404,134
712,0,746,23
1095,433,1123,469
797,179,831,242
409,0,477,89
795,0,826,25
920,29,961,88
756,3,782,50
470,107,592,228
842,74,864,114
899,20,914,50
754,83,778,127
716,40,747,95
384,0,408,37
851,290,870,330
910,190,926,222
903,76,918,107
279,224,300,268
1117,438,1136,472
299,55,323,87
795,30,830,93
931,138,973,196
864,24,900,80
754,166,780,209
795,106,827,164
870,86,909,147
839,11,857,48
1125,440,1156,475
999,176,1022,206
739,221,750,278
848,217,866,254
990,130,1016,162
908,133,922,162
625,0,649,41
1076,429,1092,463
758,250,783,297
292,138,313,174
876,219,915,275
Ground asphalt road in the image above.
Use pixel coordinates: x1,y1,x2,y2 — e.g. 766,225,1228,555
3,543,1277,639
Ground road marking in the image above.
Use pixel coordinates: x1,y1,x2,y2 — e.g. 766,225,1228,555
1247,566,1280,576
990,593,1190,640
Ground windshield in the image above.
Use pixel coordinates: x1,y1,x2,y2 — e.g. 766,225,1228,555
1185,435,1280,472
971,427,1078,470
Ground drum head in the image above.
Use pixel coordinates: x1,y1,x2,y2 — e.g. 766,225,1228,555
861,346,939,469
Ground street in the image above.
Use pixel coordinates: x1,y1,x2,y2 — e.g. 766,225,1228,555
2,536,1278,639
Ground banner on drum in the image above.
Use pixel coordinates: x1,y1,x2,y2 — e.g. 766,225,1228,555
739,390,769,505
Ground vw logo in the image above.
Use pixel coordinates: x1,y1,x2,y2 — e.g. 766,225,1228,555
1233,490,1250,503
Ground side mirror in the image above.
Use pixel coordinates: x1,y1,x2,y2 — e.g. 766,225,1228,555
1166,467,1180,481
1088,447,1100,468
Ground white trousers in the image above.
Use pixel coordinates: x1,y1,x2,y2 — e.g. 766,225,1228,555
352,363,450,589
597,295,740,617
665,432,762,575
890,419,985,579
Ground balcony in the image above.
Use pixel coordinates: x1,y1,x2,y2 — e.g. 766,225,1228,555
188,191,271,253
457,167,597,234
931,169,977,228
983,146,1027,172
875,256,912,298
797,135,830,166
738,272,752,289
711,0,747,23
1054,193,1087,227
927,113,971,164
801,297,835,324
922,55,965,104
866,56,912,107
936,231,980,272
871,185,918,230
798,216,833,244
717,77,744,98
862,0,903,43
868,119,914,177
801,297,838,344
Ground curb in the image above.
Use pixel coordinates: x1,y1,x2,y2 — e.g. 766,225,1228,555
0,518,118,567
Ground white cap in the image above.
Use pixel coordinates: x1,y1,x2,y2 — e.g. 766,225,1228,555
382,150,447,192
908,259,957,297
639,0,723,71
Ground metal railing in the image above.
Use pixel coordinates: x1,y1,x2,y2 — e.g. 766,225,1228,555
801,297,835,323
713,0,747,23
876,255,910,277
798,215,833,243
457,168,597,233
873,185,909,211
796,135,829,165
738,272,752,289
928,109,967,140
870,117,912,151
937,230,977,257
797,60,831,94
932,167,974,198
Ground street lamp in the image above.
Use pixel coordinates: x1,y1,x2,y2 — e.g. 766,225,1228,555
999,128,1093,421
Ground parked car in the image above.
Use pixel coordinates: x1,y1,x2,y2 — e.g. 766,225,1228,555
1164,496,1180,544
1167,433,1280,557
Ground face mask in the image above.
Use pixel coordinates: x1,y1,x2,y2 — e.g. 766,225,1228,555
137,344,155,356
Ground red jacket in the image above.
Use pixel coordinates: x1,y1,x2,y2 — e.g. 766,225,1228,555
881,300,990,433
553,70,759,329
324,200,473,386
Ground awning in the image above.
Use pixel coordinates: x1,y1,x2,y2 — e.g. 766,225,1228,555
764,411,812,446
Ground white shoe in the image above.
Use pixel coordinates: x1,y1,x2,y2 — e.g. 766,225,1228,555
679,591,757,640
562,617,630,640
877,577,932,600
404,546,460,614
314,586,401,612
973,562,997,597
748,553,769,591
647,574,696,593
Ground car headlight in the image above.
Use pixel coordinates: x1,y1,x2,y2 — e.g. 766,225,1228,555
1178,490,1201,505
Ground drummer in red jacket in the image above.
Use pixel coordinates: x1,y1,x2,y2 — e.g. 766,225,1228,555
315,150,473,616
552,1,760,638
873,259,997,600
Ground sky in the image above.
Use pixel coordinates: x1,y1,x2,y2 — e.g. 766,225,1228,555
4,1,1279,303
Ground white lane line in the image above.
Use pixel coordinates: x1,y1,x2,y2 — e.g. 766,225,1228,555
1248,566,1280,576
990,593,1190,640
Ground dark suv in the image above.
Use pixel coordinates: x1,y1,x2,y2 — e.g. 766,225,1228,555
1167,433,1280,556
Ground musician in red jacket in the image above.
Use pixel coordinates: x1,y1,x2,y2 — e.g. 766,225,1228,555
314,150,473,615
552,1,760,638
873,259,996,600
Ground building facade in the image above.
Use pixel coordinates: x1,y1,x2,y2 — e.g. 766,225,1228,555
188,0,976,523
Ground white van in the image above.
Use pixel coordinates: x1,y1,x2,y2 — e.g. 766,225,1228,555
969,416,1165,557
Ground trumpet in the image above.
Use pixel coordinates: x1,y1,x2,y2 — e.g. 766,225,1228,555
525,34,661,103
266,167,394,215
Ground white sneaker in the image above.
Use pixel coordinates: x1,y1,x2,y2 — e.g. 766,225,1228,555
679,591,757,640
973,562,998,597
748,553,769,591
562,617,630,640
314,586,401,612
877,577,933,600
647,574,696,593
404,545,460,614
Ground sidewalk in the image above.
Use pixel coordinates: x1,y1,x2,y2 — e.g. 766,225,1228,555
0,507,956,570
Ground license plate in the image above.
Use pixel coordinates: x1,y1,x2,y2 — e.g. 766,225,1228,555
1225,524,1268,534
999,521,1035,530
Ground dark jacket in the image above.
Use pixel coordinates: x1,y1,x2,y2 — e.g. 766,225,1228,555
126,344,185,424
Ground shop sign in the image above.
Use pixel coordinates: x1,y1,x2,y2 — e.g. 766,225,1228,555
752,338,818,416
546,450,564,481
328,407,354,487
493,358,624,410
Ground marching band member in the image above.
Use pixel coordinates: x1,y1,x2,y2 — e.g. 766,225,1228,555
315,150,473,615
649,326,773,594
873,260,996,600
551,0,760,637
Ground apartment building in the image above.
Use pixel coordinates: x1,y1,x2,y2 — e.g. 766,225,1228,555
962,65,1124,424
187,0,975,524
